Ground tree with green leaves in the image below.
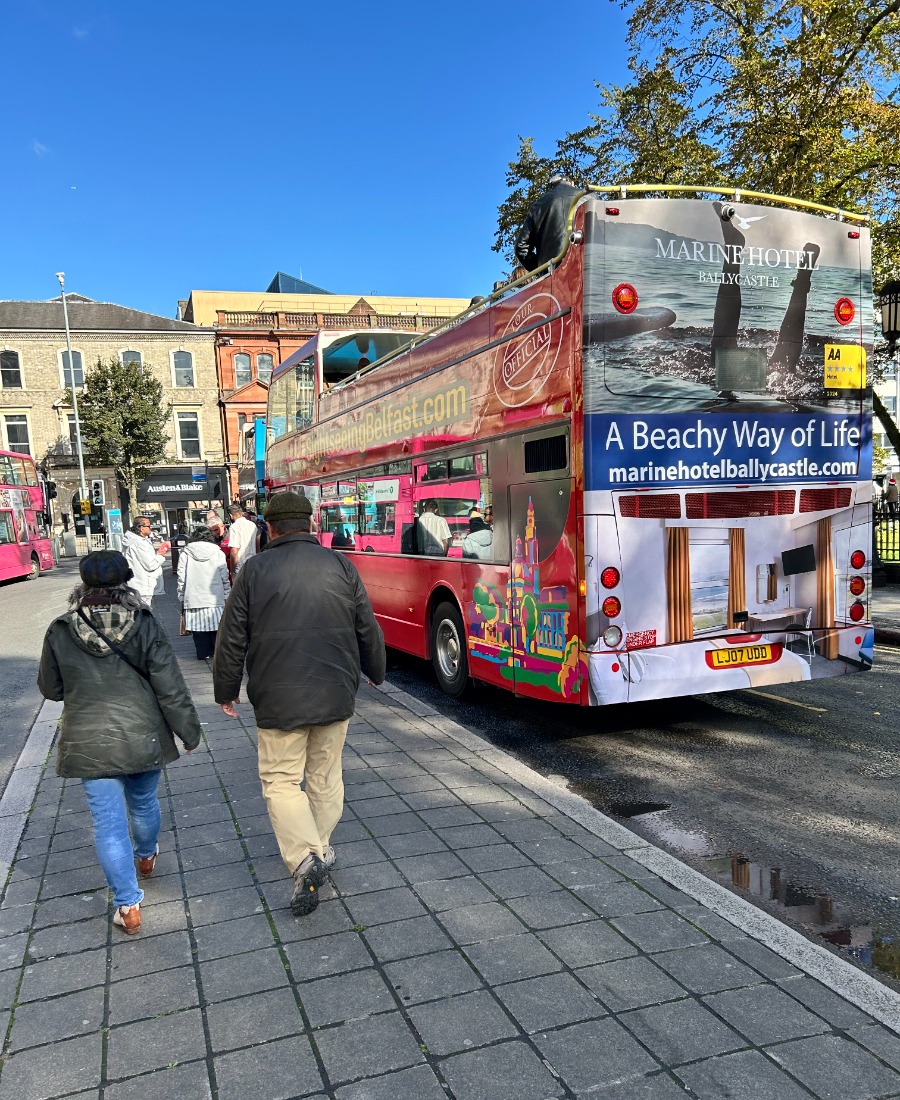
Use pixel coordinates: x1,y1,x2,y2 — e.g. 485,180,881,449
75,357,171,520
496,0,900,452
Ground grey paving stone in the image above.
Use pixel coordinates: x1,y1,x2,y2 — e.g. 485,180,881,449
505,889,597,930
2,878,41,908
205,986,306,1052
39,864,107,900
361,915,453,961
725,936,802,980
0,967,20,1011
192,912,275,961
575,881,664,919
494,970,604,1033
408,988,518,1055
103,1061,212,1100
329,838,388,869
333,860,407,896
42,846,96,874
344,887,428,927
365,814,429,839
539,919,638,969
272,898,354,942
770,1033,900,1099
315,1011,425,1086
27,917,107,960
214,1033,322,1100
438,901,527,944
611,909,710,952
493,818,565,843
676,1048,810,1100
32,891,108,928
777,974,876,1028
417,805,484,829
0,1031,102,1100
705,983,830,1045
377,831,448,859
465,933,562,985
435,823,503,849
110,930,193,982
334,1063,447,1100
454,783,516,806
388,774,447,795
189,887,265,926
200,946,290,1003
8,984,105,1050
385,948,483,1004
586,1074,706,1099
393,850,471,883
653,942,761,994
536,1016,661,1093
579,956,688,1012
129,899,189,937
480,865,560,899
182,861,255,895
400,788,462,811
439,1039,562,1100
457,843,533,874
108,965,199,1025
299,967,396,1025
348,795,410,818
847,1023,900,1072
622,998,745,1065
285,929,372,979
106,1008,205,1080
49,828,92,853
413,875,495,912
679,907,746,942
518,836,588,863
19,948,107,1002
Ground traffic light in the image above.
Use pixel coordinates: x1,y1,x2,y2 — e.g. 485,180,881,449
90,479,105,507
45,481,57,499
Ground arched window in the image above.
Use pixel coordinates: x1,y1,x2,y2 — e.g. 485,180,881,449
257,353,274,384
234,354,252,388
173,351,194,387
122,350,142,370
1,351,22,389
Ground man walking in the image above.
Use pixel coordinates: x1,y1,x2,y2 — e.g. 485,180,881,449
226,503,258,575
121,518,169,607
212,491,385,916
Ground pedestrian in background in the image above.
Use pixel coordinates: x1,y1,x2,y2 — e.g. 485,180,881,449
887,477,899,519
213,491,385,917
37,551,202,935
177,526,231,660
227,503,258,575
122,518,169,607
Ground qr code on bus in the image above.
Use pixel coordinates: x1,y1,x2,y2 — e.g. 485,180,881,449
625,630,657,649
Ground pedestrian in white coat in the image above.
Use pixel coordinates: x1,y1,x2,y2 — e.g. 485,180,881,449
177,526,231,659
122,519,168,606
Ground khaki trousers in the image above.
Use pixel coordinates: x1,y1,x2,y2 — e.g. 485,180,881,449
256,719,350,874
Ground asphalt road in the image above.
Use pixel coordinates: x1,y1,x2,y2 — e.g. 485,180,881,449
386,643,900,990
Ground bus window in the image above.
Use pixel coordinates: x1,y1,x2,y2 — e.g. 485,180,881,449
412,451,494,559
0,513,14,544
296,357,315,426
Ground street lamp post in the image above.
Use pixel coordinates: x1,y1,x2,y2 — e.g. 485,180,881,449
55,273,88,504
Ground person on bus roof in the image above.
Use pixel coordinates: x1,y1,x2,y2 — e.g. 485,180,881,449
417,499,451,556
514,176,581,273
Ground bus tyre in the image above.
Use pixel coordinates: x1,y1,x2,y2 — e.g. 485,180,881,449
431,601,469,698
26,555,39,580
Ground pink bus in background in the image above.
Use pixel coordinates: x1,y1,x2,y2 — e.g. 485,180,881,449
0,450,55,582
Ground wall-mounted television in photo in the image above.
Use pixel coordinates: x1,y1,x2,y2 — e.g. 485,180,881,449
781,543,816,576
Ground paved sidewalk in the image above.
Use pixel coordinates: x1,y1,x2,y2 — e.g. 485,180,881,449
2,582,900,1099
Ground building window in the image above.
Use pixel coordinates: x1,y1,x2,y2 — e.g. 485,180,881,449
234,353,252,388
121,350,142,370
3,414,31,455
67,413,79,446
173,351,194,387
176,411,201,459
257,353,274,384
61,350,84,388
1,350,22,389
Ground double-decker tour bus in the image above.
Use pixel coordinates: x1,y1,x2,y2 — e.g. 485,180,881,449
0,449,55,581
266,186,872,704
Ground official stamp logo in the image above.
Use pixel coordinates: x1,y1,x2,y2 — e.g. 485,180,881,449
494,293,564,408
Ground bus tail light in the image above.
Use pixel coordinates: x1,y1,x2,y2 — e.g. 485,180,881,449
849,576,866,596
849,600,866,622
605,207,620,216
850,549,866,569
603,625,623,647
834,298,855,325
602,596,622,618
612,283,638,314
601,566,620,589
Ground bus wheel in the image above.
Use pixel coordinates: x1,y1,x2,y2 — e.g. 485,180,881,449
431,601,468,697
26,555,40,580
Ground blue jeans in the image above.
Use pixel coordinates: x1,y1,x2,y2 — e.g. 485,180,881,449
82,770,161,908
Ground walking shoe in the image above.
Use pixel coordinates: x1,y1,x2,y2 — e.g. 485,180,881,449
137,845,159,877
291,854,327,917
322,845,336,872
113,904,141,935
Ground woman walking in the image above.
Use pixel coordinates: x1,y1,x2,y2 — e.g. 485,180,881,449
177,525,231,660
38,550,202,935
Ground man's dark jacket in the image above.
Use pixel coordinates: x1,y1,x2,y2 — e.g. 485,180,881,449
514,181,582,271
212,533,386,730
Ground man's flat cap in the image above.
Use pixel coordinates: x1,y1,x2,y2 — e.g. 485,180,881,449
263,491,313,521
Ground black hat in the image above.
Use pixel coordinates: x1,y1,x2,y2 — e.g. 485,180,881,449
79,550,133,588
263,491,313,521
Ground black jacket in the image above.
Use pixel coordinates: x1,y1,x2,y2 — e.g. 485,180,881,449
38,606,203,778
212,533,386,730
514,181,582,271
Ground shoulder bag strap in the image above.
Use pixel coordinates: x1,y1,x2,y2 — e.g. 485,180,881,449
75,608,153,686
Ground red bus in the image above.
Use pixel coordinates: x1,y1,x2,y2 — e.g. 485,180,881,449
0,450,55,582
266,186,873,704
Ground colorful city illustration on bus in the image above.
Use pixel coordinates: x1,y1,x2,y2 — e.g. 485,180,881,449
467,498,585,698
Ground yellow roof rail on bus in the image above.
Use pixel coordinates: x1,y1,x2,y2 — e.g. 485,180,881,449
587,184,869,224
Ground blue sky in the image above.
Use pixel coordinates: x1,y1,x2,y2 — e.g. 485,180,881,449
1,2,630,319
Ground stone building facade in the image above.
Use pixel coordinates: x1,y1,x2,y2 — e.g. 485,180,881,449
0,296,223,535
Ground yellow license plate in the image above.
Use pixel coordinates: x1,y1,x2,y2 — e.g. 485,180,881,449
708,644,774,669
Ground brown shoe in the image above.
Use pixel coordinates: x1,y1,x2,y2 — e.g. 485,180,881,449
137,845,159,877
113,904,141,935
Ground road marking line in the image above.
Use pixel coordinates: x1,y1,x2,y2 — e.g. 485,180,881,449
746,690,827,712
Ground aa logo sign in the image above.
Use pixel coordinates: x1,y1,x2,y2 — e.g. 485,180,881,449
824,344,866,389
